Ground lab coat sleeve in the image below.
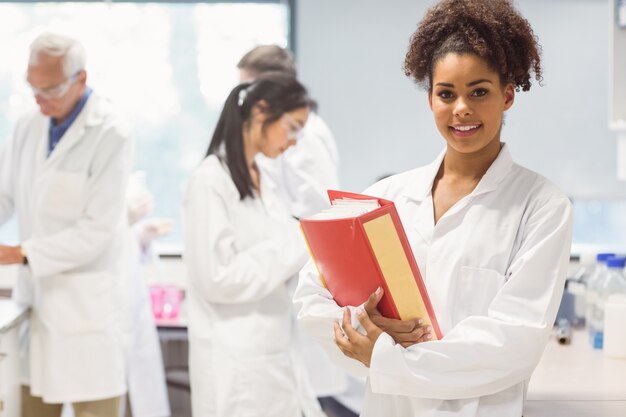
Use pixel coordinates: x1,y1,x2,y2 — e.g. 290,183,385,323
22,125,132,278
183,173,308,304
367,196,573,400
293,259,369,378
0,138,15,226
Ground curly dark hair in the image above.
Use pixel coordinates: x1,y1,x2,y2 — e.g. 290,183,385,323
404,0,542,92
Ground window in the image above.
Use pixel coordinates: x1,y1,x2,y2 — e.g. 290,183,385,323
0,1,291,250
571,199,626,254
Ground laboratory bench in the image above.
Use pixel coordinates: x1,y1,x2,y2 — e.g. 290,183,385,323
0,299,29,417
525,329,626,416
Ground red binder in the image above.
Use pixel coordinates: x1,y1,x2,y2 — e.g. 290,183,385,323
300,190,442,340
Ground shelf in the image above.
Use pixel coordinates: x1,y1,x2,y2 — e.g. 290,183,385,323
610,1,626,128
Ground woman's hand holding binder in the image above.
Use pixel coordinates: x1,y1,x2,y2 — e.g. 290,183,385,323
334,306,383,368
364,287,433,348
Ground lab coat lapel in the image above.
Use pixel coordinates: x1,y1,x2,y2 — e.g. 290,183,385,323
413,194,435,244
43,94,100,170
435,144,515,221
31,115,50,178
403,148,446,245
470,143,514,197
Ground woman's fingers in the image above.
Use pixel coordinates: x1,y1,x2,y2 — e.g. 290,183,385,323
334,320,346,341
373,316,419,333
418,327,434,342
334,321,354,358
363,286,384,312
341,307,366,342
397,326,434,348
391,324,432,344
356,307,380,337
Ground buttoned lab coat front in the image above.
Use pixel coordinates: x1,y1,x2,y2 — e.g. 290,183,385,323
183,155,325,417
294,145,573,417
0,94,133,403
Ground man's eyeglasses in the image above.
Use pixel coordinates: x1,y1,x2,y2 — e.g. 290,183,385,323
280,112,304,141
29,72,80,100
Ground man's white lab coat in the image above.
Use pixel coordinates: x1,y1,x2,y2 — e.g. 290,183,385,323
0,94,132,403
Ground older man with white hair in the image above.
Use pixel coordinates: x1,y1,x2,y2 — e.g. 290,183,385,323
0,33,132,417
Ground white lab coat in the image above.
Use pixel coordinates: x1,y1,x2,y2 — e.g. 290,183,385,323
256,112,340,219
125,233,170,417
124,174,170,417
294,144,573,417
256,112,357,403
0,94,132,403
182,154,325,417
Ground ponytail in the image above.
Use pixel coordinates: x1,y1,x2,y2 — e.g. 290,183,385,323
206,82,255,200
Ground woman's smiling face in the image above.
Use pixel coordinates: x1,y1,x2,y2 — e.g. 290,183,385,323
429,53,514,156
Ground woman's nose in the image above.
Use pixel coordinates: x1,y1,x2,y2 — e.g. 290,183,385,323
454,98,473,118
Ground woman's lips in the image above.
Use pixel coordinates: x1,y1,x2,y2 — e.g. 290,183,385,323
450,124,481,137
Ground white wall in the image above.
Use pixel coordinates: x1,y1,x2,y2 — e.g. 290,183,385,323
296,0,620,199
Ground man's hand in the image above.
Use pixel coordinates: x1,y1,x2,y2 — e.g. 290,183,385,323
364,287,433,348
0,245,24,265
139,218,175,250
334,307,383,368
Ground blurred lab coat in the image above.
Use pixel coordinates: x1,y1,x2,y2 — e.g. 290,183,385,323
183,155,325,417
256,112,339,219
294,145,573,417
0,94,132,402
124,172,170,417
256,112,360,406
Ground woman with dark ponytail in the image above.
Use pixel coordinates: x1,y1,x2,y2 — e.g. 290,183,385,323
183,73,324,417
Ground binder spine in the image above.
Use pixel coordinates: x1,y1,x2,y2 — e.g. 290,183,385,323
387,209,443,340
356,218,402,320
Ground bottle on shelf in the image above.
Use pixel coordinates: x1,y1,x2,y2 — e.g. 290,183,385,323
585,253,615,337
590,256,626,349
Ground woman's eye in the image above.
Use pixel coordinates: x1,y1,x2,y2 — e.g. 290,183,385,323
437,90,454,99
472,88,488,97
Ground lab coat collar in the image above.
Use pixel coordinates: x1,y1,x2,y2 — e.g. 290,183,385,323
401,147,446,203
44,93,107,168
401,143,514,203
83,93,109,127
471,143,514,197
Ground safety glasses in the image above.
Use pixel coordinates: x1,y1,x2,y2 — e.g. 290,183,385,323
280,112,304,141
29,72,79,100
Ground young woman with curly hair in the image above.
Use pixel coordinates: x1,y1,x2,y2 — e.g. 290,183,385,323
294,1,572,416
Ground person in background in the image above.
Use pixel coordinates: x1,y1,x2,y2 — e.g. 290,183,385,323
238,45,360,417
123,171,172,417
238,45,340,219
0,33,132,417
183,72,325,417
294,1,573,416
